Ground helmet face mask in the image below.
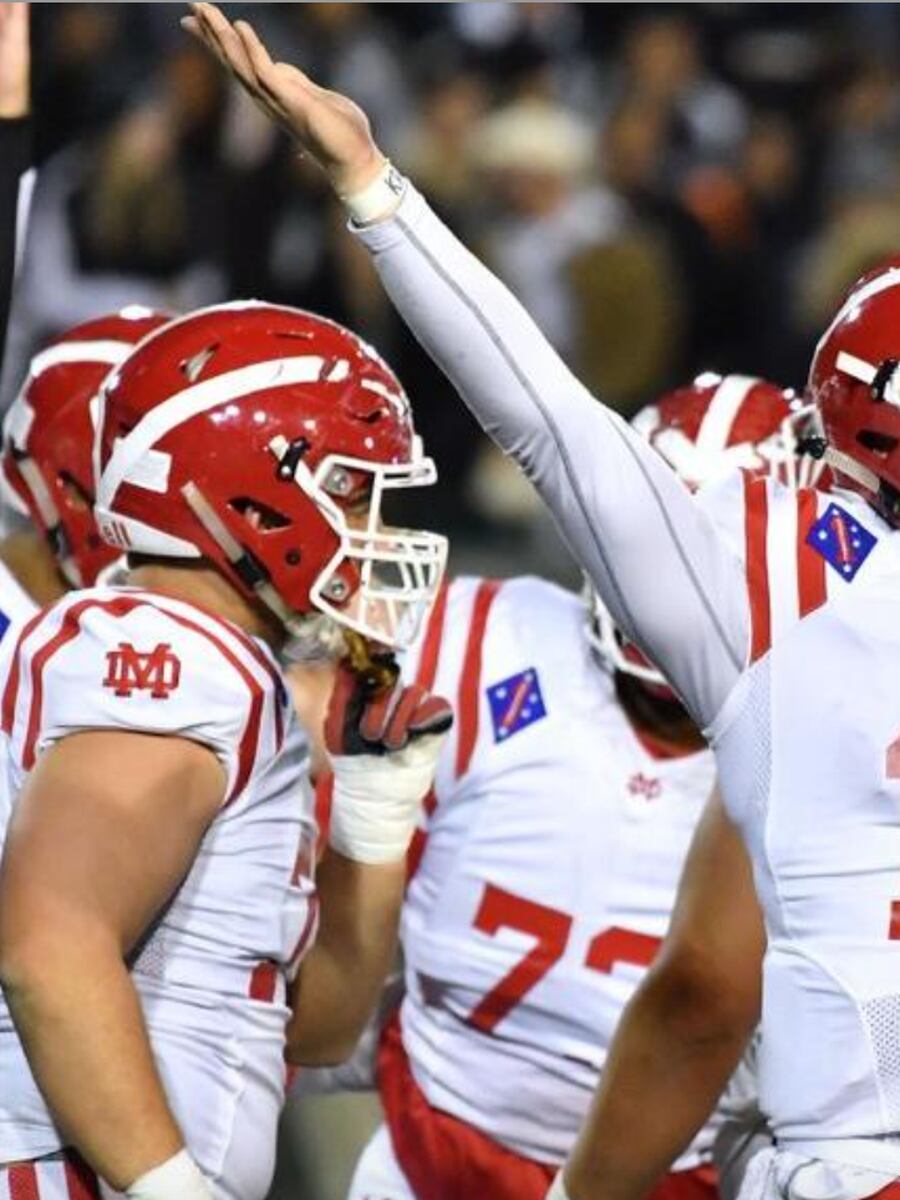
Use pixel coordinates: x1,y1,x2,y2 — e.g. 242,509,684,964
584,580,671,694
95,302,447,650
268,441,448,648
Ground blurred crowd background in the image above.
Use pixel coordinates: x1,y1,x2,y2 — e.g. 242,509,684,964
7,4,900,1197
8,2,900,583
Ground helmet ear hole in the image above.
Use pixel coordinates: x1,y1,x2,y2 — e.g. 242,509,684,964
229,497,291,531
59,470,93,508
857,430,899,459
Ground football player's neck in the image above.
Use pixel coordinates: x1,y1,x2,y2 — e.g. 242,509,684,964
127,561,284,648
0,529,68,606
614,671,706,757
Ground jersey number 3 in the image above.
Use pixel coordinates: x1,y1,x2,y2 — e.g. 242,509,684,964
468,883,661,1033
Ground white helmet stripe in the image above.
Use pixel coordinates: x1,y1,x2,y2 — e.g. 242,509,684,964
5,340,134,451
815,267,900,358
835,350,900,409
28,339,134,377
98,355,330,508
835,350,877,385
694,375,758,455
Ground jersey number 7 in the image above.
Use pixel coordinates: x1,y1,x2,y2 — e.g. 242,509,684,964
468,883,661,1033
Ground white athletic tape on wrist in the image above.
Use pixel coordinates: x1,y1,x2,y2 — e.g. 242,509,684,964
126,1150,212,1200
342,160,408,226
328,733,444,863
546,1171,573,1200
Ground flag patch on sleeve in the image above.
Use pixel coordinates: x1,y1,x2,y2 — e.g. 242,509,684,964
806,502,877,581
487,668,546,742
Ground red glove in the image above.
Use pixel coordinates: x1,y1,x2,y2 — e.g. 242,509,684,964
325,663,453,756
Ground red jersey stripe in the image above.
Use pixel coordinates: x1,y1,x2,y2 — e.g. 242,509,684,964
130,590,285,749
406,827,428,881
248,960,279,1003
401,583,449,880
796,488,827,619
406,786,438,883
743,473,771,664
23,596,145,769
158,608,263,804
455,579,502,779
2,608,52,736
8,1163,39,1200
415,582,449,690
63,1154,101,1200
20,596,266,801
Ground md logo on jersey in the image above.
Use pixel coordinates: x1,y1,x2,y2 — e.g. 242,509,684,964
628,772,662,801
806,502,877,582
103,642,181,699
487,668,546,743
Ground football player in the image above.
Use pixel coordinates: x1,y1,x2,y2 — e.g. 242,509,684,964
336,376,808,1200
0,308,170,628
0,301,451,1200
186,13,900,1200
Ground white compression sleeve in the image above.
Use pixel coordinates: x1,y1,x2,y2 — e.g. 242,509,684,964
351,185,749,727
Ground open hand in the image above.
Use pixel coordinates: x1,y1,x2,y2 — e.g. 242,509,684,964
182,2,384,195
0,3,30,119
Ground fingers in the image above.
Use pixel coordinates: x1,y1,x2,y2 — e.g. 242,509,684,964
407,695,454,739
191,3,256,87
233,20,276,78
324,666,453,758
183,3,285,127
359,681,403,747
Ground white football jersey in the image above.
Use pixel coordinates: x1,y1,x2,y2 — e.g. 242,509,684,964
392,575,718,1167
0,586,317,1198
704,478,900,1166
352,181,900,1180
0,557,39,993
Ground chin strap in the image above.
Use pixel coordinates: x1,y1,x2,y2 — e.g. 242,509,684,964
821,446,881,494
181,479,305,637
15,455,82,587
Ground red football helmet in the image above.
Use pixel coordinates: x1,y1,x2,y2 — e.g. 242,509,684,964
2,307,171,587
808,257,900,525
589,372,816,692
94,302,447,649
631,371,820,491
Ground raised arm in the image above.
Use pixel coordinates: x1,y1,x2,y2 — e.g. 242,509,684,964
184,4,749,726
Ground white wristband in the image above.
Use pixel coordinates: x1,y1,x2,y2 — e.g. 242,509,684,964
328,735,442,863
546,1171,573,1200
126,1150,212,1200
341,160,408,226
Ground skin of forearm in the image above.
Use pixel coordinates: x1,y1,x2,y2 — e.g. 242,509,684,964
285,849,404,1066
0,4,30,119
2,925,183,1189
565,965,755,1200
